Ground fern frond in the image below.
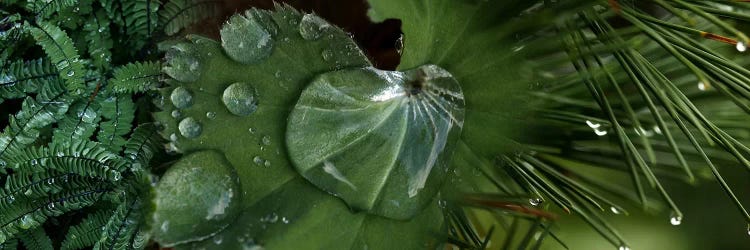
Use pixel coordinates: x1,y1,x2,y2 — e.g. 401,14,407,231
4,141,127,182
0,59,55,100
123,123,162,167
94,198,143,250
52,100,103,143
0,172,97,210
26,20,86,93
122,0,159,38
61,210,110,250
97,95,135,152
0,14,23,67
24,0,78,18
159,0,219,35
83,10,113,69
0,184,109,243
0,238,17,250
110,61,162,94
18,227,52,250
0,80,69,161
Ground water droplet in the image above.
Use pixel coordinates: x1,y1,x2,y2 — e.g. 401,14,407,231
253,156,264,166
610,206,621,214
587,120,608,136
438,200,447,209
321,49,333,61
178,117,202,138
47,179,54,185
171,110,182,118
206,111,217,119
395,34,404,55
222,82,259,116
529,197,543,206
66,70,74,77
261,213,278,223
170,87,193,109
220,10,277,64
6,195,15,203
261,135,271,145
698,81,708,91
618,245,630,250
170,133,178,141
19,214,34,229
274,70,282,79
164,44,203,82
48,202,55,209
263,160,271,167
737,42,747,52
248,127,256,134
213,235,223,245
746,224,750,236
281,217,289,224
30,159,38,165
299,13,330,40
669,213,682,226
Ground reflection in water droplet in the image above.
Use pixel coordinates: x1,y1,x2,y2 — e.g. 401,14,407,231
698,81,708,91
281,217,289,224
178,117,202,138
586,120,608,136
299,13,330,40
738,42,747,52
438,200,447,209
220,10,277,64
248,127,256,134
170,87,193,109
261,213,278,223
222,82,258,116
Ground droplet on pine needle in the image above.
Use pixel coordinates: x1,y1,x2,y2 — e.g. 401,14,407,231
737,42,747,52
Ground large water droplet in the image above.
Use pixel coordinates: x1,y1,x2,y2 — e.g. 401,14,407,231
299,13,330,40
170,87,194,109
178,117,202,138
164,44,203,82
66,70,75,77
220,9,278,64
222,82,258,116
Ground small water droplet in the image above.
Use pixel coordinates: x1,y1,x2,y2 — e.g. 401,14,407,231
206,111,217,119
47,179,54,185
66,70,74,77
698,81,708,91
19,214,34,229
438,200,447,209
171,110,182,118
253,156,264,166
669,213,682,226
618,245,630,250
261,135,271,145
222,82,259,116
30,159,38,165
737,42,747,52
261,213,278,223
610,206,621,214
263,160,271,167
170,87,194,109
48,202,55,209
321,49,333,61
529,197,543,206
170,133,178,141
299,13,330,40
274,70,282,79
248,127,256,134
220,10,277,64
281,217,289,224
178,117,202,138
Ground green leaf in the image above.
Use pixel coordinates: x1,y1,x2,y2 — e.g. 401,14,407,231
82,10,113,68
0,59,54,100
287,65,464,219
18,227,52,250
61,210,110,250
152,6,444,248
159,0,218,36
94,198,144,250
27,21,86,94
97,95,135,152
110,61,162,94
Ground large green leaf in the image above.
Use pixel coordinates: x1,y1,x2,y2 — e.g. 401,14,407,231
287,65,464,219
152,5,444,249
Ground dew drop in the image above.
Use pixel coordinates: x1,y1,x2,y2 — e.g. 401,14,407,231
618,245,630,250
669,214,682,226
610,206,621,214
206,111,217,119
321,49,333,61
66,70,75,77
261,213,278,223
253,156,264,166
437,200,447,209
263,160,271,167
178,117,202,138
529,197,543,206
220,10,277,64
169,133,178,142
19,214,34,229
248,127,256,134
261,135,271,145
299,13,330,40
698,81,708,91
222,82,258,116
30,159,38,165
737,42,747,52
281,217,289,224
171,110,182,118
170,87,194,109
164,44,203,82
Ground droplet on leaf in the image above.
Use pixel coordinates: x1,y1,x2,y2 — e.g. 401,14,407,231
170,87,193,109
164,44,203,82
299,13,330,40
220,9,278,64
222,82,259,116
178,117,202,138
